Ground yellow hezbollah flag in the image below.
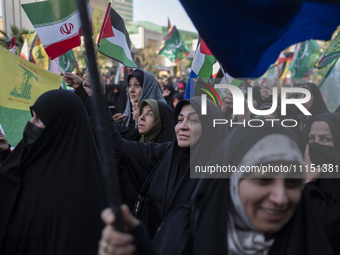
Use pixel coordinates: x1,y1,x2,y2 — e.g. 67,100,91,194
0,46,62,146
0,45,62,110
22,33,50,70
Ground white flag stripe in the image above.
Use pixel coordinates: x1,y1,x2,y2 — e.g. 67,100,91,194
192,43,205,74
34,12,81,47
33,4,91,47
106,27,134,62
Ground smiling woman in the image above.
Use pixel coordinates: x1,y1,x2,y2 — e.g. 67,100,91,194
188,124,333,255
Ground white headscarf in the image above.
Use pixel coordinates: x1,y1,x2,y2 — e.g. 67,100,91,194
228,134,305,255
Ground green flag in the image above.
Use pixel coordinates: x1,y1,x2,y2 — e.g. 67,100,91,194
318,32,340,68
319,58,340,111
158,26,190,63
58,50,77,90
289,40,322,79
59,50,76,73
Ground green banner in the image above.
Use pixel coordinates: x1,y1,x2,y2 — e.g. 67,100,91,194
289,40,322,79
158,26,190,63
59,50,76,73
318,32,340,68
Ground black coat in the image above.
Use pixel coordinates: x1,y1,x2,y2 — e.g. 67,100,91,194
0,90,107,255
304,112,340,254
110,116,172,211
113,97,228,239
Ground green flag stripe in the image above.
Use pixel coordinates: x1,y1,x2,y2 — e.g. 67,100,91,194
99,39,137,68
198,55,216,78
0,106,31,146
21,0,89,26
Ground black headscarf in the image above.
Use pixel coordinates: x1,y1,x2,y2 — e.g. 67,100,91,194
291,82,329,131
147,97,228,239
106,81,127,114
0,90,106,255
305,112,340,254
139,99,175,143
163,85,176,109
128,69,144,87
302,83,329,117
308,112,340,168
154,101,176,143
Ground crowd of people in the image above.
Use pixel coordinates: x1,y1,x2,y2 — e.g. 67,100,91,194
0,67,340,255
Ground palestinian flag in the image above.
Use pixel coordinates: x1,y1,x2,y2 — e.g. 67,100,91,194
22,0,91,60
98,5,137,68
192,38,216,80
184,38,216,99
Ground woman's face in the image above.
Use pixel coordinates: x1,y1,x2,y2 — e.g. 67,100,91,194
175,104,202,148
30,110,46,128
128,77,142,103
239,165,302,234
309,121,334,147
138,105,155,135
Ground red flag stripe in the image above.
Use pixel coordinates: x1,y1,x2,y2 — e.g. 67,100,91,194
200,38,214,56
45,35,81,60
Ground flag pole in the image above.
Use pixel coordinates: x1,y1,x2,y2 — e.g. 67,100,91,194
74,55,81,76
76,0,124,231
218,62,233,84
28,32,38,62
53,59,65,75
95,1,112,56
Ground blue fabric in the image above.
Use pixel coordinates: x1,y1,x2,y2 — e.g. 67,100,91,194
179,0,340,78
184,70,198,99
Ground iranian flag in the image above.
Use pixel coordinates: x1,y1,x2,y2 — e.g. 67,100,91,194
22,0,91,60
98,4,137,68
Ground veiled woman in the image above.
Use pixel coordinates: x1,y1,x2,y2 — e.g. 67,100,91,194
0,90,106,255
304,112,340,254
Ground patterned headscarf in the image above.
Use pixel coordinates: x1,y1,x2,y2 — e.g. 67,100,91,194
123,69,165,127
